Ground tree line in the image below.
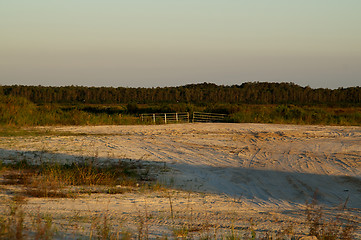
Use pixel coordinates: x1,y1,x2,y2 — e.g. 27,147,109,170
0,82,360,106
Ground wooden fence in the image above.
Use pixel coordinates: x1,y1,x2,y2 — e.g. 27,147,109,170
140,112,228,124
140,112,190,124
192,112,228,123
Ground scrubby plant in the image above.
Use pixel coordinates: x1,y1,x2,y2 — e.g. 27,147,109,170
32,212,56,240
1,158,151,198
0,195,27,240
305,200,358,240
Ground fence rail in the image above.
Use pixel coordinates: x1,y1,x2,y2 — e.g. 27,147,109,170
140,112,190,124
140,112,228,124
192,112,227,123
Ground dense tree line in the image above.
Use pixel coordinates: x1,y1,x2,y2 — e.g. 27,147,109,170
0,82,360,106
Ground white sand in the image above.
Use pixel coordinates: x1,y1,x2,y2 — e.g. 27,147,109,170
1,123,360,238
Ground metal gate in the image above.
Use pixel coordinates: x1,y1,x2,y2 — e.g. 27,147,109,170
192,112,227,123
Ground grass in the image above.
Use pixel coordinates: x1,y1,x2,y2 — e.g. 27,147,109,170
305,199,358,240
0,196,26,239
227,104,361,126
0,149,359,239
0,156,165,239
0,190,359,239
0,157,155,198
1,94,361,127
0,126,89,137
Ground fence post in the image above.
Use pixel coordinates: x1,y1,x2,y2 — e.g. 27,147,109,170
153,114,156,124
175,113,178,122
187,112,190,123
164,113,167,124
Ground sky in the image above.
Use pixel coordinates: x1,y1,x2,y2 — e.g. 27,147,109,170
1,1,360,89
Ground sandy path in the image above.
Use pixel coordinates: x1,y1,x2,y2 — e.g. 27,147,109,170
0,123,360,238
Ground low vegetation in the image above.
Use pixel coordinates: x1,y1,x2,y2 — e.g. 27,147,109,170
304,199,358,240
227,104,361,125
1,82,361,127
0,193,358,239
0,95,140,126
1,82,360,238
0,157,155,198
0,159,359,239
1,95,360,127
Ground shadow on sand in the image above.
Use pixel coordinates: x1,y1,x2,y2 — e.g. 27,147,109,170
1,148,360,209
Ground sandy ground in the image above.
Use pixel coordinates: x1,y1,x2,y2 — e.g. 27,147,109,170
0,123,360,238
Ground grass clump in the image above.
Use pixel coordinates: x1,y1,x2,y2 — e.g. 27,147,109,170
1,159,150,198
0,196,57,239
0,195,27,239
305,200,358,240
32,212,56,240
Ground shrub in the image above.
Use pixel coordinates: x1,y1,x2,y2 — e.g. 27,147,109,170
305,201,358,239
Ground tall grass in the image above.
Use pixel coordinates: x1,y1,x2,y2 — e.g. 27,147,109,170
1,158,148,198
0,95,140,126
227,104,361,126
305,200,357,240
0,188,359,239
1,95,360,126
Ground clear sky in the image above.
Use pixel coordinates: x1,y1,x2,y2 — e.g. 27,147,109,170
1,1,360,89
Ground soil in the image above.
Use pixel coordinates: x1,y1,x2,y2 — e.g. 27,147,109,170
0,123,360,238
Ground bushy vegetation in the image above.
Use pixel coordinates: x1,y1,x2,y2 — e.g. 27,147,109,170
1,82,360,127
0,158,152,198
1,82,360,105
305,200,358,240
226,104,361,125
0,95,139,126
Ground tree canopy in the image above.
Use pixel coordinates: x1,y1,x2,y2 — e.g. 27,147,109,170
1,82,360,106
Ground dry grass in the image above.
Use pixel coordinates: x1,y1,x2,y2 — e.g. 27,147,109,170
0,194,359,239
0,161,359,239
0,158,155,198
305,199,358,240
0,195,27,239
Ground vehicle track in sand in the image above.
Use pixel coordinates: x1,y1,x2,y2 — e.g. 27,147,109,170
1,123,360,208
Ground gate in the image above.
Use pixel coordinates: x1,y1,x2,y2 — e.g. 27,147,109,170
140,112,190,124
192,112,227,123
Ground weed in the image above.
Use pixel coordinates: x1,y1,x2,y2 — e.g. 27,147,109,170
96,214,112,240
0,159,150,198
32,211,56,240
136,199,151,240
305,200,358,239
0,195,27,240
172,225,189,238
167,191,174,223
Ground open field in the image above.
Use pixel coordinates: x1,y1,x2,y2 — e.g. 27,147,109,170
0,123,360,238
